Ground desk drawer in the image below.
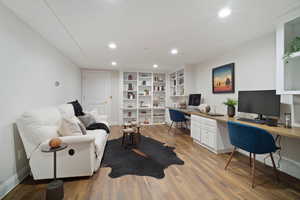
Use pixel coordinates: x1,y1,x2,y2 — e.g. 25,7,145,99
201,130,216,149
201,117,217,127
191,115,203,123
201,125,217,133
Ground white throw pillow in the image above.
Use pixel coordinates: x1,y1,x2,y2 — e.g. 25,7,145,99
58,116,82,136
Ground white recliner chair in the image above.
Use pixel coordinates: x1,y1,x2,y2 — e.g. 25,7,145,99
16,104,109,180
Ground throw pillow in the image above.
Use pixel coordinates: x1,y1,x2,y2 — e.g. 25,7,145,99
58,116,82,136
73,117,87,135
77,121,87,135
78,113,96,128
68,100,84,116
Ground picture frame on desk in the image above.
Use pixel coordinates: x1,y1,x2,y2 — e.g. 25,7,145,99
212,63,235,94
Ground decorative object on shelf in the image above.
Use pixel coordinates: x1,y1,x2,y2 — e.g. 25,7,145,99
128,83,133,91
140,101,144,107
179,78,184,85
212,63,235,93
284,113,292,128
49,138,62,148
223,98,238,117
198,104,211,113
144,89,149,95
128,112,132,117
128,74,133,80
179,102,187,109
142,80,147,86
127,92,135,100
153,99,159,107
283,37,300,62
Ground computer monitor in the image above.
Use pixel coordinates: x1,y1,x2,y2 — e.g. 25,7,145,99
238,90,280,119
188,94,201,106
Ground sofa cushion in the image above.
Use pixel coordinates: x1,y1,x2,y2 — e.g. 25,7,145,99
17,107,61,158
58,104,75,118
58,116,83,136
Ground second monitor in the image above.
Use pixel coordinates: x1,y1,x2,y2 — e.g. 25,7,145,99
238,90,280,121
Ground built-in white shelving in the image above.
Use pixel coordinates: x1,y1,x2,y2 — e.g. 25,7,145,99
121,71,166,125
276,10,300,95
122,72,138,124
153,73,166,124
169,69,185,97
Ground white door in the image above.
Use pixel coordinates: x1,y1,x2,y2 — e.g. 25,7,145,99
82,70,112,122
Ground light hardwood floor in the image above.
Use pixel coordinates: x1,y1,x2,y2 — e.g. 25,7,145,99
4,125,300,200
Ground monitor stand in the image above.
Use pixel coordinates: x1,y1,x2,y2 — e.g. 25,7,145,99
255,114,266,123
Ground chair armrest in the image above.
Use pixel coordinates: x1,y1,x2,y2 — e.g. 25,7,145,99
59,135,95,144
40,135,95,149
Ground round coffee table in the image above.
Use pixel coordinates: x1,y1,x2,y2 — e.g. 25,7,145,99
41,143,68,200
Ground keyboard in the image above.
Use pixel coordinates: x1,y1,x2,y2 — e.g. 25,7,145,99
207,113,224,117
237,118,266,125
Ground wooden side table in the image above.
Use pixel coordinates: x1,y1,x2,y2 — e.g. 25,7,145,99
41,143,68,200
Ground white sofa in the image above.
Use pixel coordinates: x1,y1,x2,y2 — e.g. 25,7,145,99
16,104,109,180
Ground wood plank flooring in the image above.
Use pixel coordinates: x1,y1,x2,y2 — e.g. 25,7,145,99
4,125,300,200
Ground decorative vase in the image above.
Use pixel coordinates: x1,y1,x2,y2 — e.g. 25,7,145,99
227,106,235,117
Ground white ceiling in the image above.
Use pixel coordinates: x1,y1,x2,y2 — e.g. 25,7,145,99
2,0,300,71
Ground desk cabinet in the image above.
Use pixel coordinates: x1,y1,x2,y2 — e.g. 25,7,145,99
191,114,232,154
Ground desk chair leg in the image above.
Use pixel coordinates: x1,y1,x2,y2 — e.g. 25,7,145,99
249,152,252,167
252,154,256,188
270,153,279,182
225,147,237,170
122,132,125,146
168,122,174,133
184,121,188,129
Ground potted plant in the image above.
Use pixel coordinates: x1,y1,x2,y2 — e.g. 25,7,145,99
283,37,300,63
223,98,238,117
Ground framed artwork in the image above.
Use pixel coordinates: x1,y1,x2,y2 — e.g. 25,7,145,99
212,63,235,93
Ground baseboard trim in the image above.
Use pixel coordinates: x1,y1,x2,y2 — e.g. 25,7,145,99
0,165,30,199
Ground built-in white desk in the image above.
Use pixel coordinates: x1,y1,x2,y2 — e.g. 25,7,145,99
169,107,300,154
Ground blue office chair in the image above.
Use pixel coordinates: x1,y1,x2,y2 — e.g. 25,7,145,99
168,109,187,133
225,121,279,188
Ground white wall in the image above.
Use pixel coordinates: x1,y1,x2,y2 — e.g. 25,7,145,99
111,71,121,125
189,33,300,179
190,34,276,112
0,3,81,198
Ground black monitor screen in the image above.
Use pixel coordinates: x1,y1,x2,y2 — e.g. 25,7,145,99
188,94,201,106
238,90,280,117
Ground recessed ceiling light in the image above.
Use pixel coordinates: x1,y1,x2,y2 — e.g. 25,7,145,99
111,61,117,66
153,64,158,68
108,42,117,49
171,48,178,55
218,8,231,18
